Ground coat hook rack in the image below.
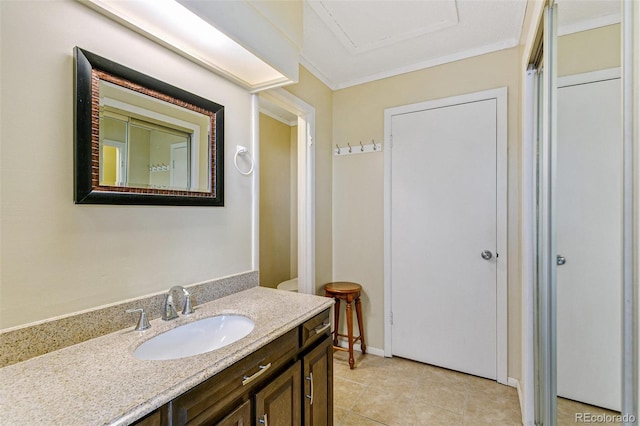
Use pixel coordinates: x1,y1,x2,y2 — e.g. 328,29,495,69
334,139,383,156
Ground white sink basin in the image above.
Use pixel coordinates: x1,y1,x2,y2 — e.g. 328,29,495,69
134,315,254,360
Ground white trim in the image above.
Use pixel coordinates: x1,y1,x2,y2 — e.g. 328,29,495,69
521,68,538,426
257,107,297,127
508,376,519,389
558,13,620,37
258,89,316,295
301,40,519,91
510,377,536,426
520,0,545,56
558,67,621,88
335,341,385,358
251,95,260,271
383,87,509,385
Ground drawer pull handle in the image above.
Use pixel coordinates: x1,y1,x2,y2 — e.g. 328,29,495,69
258,414,268,425
305,372,314,405
242,363,271,386
314,322,331,335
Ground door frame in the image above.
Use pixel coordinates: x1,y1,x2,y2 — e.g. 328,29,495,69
383,87,508,385
99,139,127,185
254,89,316,295
169,141,189,189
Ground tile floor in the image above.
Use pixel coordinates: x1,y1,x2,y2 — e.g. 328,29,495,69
332,351,522,425
332,351,623,425
557,397,622,426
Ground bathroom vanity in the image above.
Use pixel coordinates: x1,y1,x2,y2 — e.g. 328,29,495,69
0,287,334,426
134,309,333,425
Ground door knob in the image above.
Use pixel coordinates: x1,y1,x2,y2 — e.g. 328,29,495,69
557,255,567,266
481,250,493,260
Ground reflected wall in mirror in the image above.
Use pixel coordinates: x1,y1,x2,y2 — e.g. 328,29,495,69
74,47,224,206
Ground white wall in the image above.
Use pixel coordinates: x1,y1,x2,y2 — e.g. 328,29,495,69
0,1,254,328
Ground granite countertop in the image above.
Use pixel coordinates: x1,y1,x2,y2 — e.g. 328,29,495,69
0,287,334,425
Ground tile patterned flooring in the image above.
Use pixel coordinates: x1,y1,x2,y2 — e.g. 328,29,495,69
333,351,623,425
332,351,522,425
557,398,622,426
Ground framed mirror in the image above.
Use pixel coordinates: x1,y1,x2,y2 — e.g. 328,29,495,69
74,47,224,206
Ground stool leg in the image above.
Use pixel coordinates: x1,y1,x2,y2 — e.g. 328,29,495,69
355,295,366,354
346,297,355,369
333,297,340,347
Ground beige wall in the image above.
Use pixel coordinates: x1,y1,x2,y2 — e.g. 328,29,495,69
332,47,522,378
284,66,334,294
259,113,294,288
558,24,621,77
0,1,254,328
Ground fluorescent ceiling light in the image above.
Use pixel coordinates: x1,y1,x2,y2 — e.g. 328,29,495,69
82,0,290,90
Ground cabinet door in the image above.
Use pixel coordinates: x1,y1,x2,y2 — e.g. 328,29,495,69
255,361,301,426
303,336,333,426
216,400,251,426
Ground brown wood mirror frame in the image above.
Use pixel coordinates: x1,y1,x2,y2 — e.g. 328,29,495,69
74,47,224,206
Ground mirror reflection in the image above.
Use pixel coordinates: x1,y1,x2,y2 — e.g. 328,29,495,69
555,0,622,422
98,80,210,192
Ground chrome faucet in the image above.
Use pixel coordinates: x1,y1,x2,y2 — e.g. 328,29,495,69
162,286,194,320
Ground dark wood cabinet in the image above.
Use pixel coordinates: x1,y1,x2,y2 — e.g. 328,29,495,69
215,400,250,426
302,336,333,426
255,361,301,425
131,309,332,426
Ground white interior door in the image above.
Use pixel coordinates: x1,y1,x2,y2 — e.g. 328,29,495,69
170,142,188,190
389,97,500,380
556,74,621,411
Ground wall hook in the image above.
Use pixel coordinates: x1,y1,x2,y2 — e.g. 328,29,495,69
347,143,352,153
360,141,364,152
336,144,341,154
372,139,377,151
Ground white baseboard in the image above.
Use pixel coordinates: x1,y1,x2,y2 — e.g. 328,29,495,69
508,377,533,426
335,340,385,357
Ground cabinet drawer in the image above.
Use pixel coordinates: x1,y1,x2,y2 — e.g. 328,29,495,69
300,309,331,350
170,328,298,425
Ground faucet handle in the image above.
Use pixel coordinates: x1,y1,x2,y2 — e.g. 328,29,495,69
126,308,151,331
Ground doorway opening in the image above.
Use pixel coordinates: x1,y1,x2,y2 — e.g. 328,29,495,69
256,89,316,295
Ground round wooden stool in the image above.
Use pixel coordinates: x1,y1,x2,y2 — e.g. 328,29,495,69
324,281,366,369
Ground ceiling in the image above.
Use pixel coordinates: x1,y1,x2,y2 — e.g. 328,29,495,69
94,1,622,94
298,0,621,90
300,0,528,90
256,0,621,120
